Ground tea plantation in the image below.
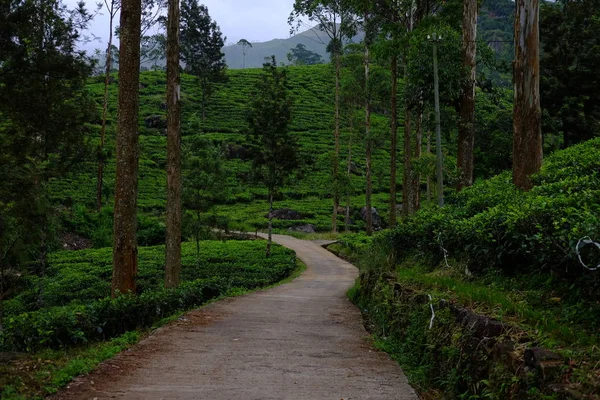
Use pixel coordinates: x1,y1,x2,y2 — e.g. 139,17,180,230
48,64,397,240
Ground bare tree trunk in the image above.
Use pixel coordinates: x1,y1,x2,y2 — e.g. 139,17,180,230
112,0,142,297
402,108,412,217
427,129,432,204
332,51,341,233
267,191,273,258
165,0,182,289
513,0,542,191
96,10,116,212
365,36,373,236
345,138,352,233
457,0,478,191
410,111,422,212
389,53,398,227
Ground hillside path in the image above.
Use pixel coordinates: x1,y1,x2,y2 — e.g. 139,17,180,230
55,234,417,400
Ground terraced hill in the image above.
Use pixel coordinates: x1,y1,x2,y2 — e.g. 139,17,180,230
52,64,396,242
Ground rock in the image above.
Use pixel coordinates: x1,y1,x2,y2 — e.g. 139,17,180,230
60,232,92,251
267,208,303,220
144,115,167,129
288,224,317,234
449,304,507,338
360,206,382,230
225,144,249,160
524,348,562,368
525,348,564,381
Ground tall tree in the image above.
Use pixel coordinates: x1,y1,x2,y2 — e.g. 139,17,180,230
96,0,121,212
0,0,96,304
237,38,252,69
457,0,478,191
165,0,182,289
182,138,227,259
287,43,324,65
290,0,355,233
180,0,226,121
540,0,600,148
513,0,542,190
246,57,299,257
112,0,142,297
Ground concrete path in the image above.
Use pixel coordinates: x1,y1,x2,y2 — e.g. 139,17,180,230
55,234,417,400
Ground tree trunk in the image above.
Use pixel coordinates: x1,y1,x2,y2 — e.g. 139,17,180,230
96,12,115,212
201,79,207,122
513,0,542,191
165,0,182,289
345,134,352,233
332,51,341,233
410,111,422,212
365,36,373,236
112,0,142,297
402,108,412,217
389,53,398,227
457,0,478,191
267,191,273,258
427,129,432,204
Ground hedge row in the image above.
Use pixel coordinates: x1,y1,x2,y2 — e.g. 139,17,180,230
0,278,227,352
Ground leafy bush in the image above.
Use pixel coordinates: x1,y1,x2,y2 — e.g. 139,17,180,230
1,240,296,352
385,138,600,295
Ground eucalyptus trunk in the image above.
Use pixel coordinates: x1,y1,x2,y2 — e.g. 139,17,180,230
457,0,478,191
267,191,273,258
96,10,115,212
365,34,373,236
513,0,542,190
112,0,142,297
165,0,182,289
389,53,398,227
410,112,422,212
332,50,341,233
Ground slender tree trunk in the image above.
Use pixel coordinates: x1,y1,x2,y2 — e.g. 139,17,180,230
389,53,398,227
96,12,115,212
365,35,373,236
427,129,432,204
513,0,542,191
345,134,352,233
0,236,4,332
332,51,341,233
165,0,182,289
402,108,412,217
267,191,273,258
112,0,142,297
411,111,423,211
201,80,207,122
457,0,478,191
195,209,200,259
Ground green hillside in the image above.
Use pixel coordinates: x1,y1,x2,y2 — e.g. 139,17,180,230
52,64,396,243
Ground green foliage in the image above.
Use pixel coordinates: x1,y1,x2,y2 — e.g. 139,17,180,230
180,0,227,120
287,43,324,65
246,57,300,196
540,0,600,148
384,137,600,307
0,240,296,352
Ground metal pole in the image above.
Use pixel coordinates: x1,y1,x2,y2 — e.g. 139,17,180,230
432,33,444,207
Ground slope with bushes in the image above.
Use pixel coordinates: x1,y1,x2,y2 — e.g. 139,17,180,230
337,138,600,398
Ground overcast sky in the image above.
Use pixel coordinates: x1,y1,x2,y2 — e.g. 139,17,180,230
69,0,298,52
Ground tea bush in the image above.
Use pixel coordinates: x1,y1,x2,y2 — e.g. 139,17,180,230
1,240,296,352
386,137,600,295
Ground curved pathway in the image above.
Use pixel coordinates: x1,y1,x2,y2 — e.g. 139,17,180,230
55,234,417,399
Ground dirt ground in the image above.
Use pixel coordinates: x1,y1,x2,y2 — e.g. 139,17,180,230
53,234,417,400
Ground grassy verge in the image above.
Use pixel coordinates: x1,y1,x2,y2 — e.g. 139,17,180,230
0,251,305,400
336,240,600,399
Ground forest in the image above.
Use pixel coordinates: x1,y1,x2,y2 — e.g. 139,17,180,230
1,0,599,398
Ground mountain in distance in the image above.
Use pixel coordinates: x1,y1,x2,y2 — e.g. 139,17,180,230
224,25,363,69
